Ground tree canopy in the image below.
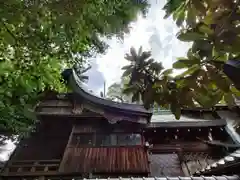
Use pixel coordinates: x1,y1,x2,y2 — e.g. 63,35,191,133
122,0,240,119
106,76,132,103
0,0,148,137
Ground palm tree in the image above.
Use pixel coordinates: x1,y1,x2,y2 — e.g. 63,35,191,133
121,46,171,109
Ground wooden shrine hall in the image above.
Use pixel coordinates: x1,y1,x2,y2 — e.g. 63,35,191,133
1,69,240,180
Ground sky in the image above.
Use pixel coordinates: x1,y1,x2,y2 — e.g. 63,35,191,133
0,0,191,162
86,0,191,94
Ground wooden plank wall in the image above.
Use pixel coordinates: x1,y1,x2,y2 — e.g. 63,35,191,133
59,147,149,174
59,125,149,175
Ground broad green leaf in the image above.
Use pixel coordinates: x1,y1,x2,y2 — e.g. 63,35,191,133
170,102,181,120
122,68,132,77
173,3,186,27
210,90,224,105
132,92,140,103
207,67,230,93
186,5,197,27
163,0,184,19
192,0,206,15
162,69,173,76
198,24,214,35
130,47,137,58
138,46,143,56
203,12,214,25
176,64,201,77
224,92,236,108
121,65,133,70
192,91,212,108
173,59,200,69
212,46,228,62
125,54,134,61
172,60,187,69
230,87,240,97
177,31,206,42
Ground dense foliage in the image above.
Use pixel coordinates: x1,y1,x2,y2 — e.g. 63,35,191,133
107,76,132,103
0,0,148,137
121,47,179,116
167,0,240,106
121,0,240,119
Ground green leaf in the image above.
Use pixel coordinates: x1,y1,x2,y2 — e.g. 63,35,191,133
173,59,200,69
138,46,143,56
192,90,212,108
163,0,184,19
170,102,181,120
122,68,132,77
198,24,214,35
162,69,173,76
130,47,137,57
186,5,197,27
177,31,206,42
176,64,201,77
207,67,230,93
132,92,140,103
203,12,214,25
230,87,240,97
121,65,133,70
224,92,236,108
212,46,228,62
192,0,206,15
210,90,224,105
173,3,186,27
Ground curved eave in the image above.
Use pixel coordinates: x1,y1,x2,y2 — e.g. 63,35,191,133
66,69,152,119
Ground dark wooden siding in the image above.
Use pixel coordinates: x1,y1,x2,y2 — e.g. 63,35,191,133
59,147,149,174
10,119,72,161
2,118,72,176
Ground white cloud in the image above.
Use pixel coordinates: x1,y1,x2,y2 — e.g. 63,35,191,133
90,0,191,91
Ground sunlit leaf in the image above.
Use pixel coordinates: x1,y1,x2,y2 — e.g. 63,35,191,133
186,5,197,27
192,0,206,15
198,23,214,35
122,68,133,77
163,0,184,19
121,65,133,70
170,102,181,120
224,92,236,108
162,69,173,76
177,31,206,42
173,59,200,69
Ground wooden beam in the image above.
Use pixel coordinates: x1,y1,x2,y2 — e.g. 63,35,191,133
8,164,59,168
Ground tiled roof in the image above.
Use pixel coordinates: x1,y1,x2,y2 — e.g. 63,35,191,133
195,149,240,175
64,69,152,116
82,176,240,180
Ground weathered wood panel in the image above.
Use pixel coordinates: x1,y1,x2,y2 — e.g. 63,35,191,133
59,147,149,174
